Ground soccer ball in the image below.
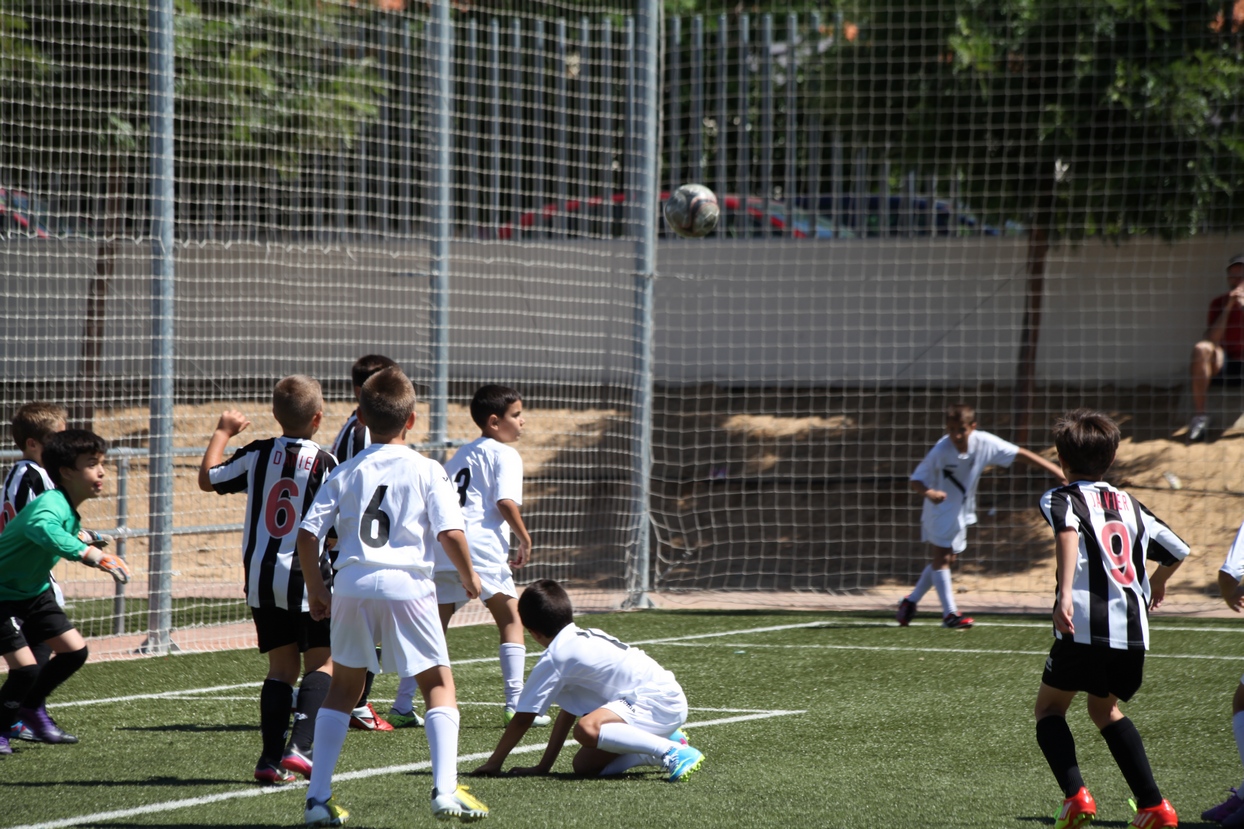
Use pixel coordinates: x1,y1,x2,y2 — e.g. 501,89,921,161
664,184,720,238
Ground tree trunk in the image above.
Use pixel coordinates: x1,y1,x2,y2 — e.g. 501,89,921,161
76,157,124,429
1013,165,1056,444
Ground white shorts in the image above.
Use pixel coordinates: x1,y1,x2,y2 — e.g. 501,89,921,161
329,572,448,677
601,683,688,737
434,569,516,609
921,522,968,554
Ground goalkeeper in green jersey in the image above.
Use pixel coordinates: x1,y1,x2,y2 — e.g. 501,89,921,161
0,429,129,755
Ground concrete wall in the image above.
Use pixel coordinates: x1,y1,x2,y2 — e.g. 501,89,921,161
0,234,1233,389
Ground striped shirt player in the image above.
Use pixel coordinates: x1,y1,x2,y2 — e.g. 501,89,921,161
1,459,54,531
332,411,368,463
208,436,337,610
1039,481,1189,650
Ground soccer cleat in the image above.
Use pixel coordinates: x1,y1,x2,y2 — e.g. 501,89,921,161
897,598,917,626
305,797,349,827
386,706,425,728
1129,798,1178,829
348,703,393,732
669,728,690,746
1204,788,1244,822
431,784,489,822
254,759,296,785
280,745,313,779
1054,786,1096,829
502,706,551,727
1221,800,1244,829
662,744,705,782
0,734,10,756
1189,414,1211,442
942,612,974,629
9,720,36,742
17,706,78,744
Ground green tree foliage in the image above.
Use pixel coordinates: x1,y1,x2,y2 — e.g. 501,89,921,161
823,0,1244,239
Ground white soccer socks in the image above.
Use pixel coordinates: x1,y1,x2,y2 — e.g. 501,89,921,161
393,675,419,716
424,706,461,796
597,722,677,758
908,564,935,603
307,707,350,804
931,567,957,615
499,643,526,709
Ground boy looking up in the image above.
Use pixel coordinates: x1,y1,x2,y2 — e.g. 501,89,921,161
198,376,338,785
0,429,129,755
473,579,702,782
297,367,488,826
1035,409,1186,829
390,384,546,729
331,353,399,732
898,402,1065,629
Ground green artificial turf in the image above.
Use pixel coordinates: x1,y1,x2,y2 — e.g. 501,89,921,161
3,610,1241,828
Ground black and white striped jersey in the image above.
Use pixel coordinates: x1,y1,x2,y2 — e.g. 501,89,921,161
332,410,370,463
1039,481,1189,650
1,459,54,531
208,436,338,610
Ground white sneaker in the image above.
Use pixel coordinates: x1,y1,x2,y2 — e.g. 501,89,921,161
305,797,348,827
1189,414,1210,441
431,784,489,822
502,706,551,727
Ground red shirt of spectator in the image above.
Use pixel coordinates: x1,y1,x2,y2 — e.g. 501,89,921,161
1208,292,1244,361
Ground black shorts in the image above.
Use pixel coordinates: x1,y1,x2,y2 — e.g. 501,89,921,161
1213,356,1244,386
250,605,330,655
0,588,74,654
1042,637,1145,701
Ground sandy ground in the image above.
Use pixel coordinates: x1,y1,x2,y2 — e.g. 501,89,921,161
45,386,1244,661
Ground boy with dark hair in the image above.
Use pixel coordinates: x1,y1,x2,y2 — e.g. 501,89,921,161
473,579,702,782
3,402,108,744
1035,409,1187,829
391,384,546,729
331,354,399,732
297,366,488,825
198,375,338,785
0,429,129,755
1202,522,1244,826
898,402,1065,629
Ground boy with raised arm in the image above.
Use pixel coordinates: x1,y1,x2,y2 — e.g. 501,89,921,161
1035,409,1186,829
297,367,488,826
898,402,1065,629
474,579,702,782
0,429,129,755
198,376,338,785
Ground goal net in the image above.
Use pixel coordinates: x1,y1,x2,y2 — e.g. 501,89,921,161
0,2,1239,658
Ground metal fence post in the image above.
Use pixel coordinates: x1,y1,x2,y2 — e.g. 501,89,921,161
626,0,658,606
146,0,176,655
429,0,452,458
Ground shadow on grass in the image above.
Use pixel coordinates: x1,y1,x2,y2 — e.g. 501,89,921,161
117,723,255,733
0,774,240,787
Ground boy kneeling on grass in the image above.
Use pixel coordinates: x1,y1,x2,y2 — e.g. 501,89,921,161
0,430,129,755
473,579,702,782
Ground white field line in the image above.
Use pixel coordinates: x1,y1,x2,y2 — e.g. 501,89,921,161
10,710,804,829
661,641,1244,661
55,620,832,709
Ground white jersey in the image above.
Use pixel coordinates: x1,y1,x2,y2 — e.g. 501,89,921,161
516,623,683,718
437,437,522,574
1222,519,1244,583
300,443,464,585
911,430,1019,538
208,436,338,610
1,459,54,531
1040,481,1189,651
